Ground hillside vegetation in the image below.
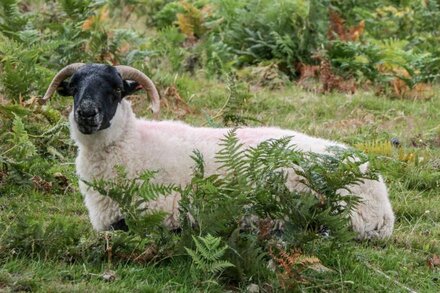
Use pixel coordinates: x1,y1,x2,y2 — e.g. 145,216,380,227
0,1,439,292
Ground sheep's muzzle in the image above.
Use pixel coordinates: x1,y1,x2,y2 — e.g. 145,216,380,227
75,100,103,135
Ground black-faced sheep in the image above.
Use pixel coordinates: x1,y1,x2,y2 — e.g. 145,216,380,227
42,63,394,239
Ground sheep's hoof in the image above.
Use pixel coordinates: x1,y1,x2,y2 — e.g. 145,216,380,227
110,218,129,231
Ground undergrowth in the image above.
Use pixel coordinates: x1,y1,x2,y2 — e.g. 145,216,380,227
1,0,440,101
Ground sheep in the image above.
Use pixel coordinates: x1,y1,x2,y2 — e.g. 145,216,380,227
42,63,395,240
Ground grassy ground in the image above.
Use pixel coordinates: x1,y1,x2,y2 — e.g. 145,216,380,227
1,75,439,292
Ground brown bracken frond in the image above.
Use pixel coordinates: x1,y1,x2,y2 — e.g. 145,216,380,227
328,9,365,42
162,85,193,118
319,57,356,94
269,245,318,288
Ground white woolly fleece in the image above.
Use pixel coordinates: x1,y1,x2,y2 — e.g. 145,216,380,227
70,100,394,239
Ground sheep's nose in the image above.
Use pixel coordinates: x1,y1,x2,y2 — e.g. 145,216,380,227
77,107,98,118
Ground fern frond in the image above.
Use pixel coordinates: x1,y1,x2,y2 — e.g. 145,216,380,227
207,260,235,274
0,0,26,37
215,129,247,176
190,149,205,178
86,167,176,236
185,234,234,280
8,114,37,160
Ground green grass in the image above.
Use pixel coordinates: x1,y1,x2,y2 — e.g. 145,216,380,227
0,258,194,292
1,76,440,292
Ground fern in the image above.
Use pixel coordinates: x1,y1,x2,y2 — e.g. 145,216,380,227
182,130,372,248
59,0,93,21
0,114,36,183
221,75,258,126
154,2,185,28
185,234,234,283
215,130,247,177
0,111,62,188
0,0,26,39
177,130,376,285
207,0,328,74
87,167,176,237
190,149,205,179
176,1,206,39
150,26,186,72
8,114,37,161
0,36,55,99
198,35,234,74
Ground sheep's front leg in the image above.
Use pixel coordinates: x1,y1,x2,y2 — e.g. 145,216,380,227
79,181,126,231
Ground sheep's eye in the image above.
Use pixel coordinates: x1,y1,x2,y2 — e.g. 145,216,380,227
114,88,122,95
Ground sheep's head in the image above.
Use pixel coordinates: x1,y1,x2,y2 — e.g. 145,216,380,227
42,63,160,135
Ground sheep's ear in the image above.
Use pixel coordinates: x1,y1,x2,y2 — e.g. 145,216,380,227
57,80,73,96
122,80,141,97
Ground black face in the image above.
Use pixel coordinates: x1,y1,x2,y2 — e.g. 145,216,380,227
57,64,140,135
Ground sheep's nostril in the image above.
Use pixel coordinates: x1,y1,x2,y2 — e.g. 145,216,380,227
78,107,98,118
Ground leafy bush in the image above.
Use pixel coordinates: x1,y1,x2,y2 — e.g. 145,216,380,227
1,114,45,186
2,0,439,99
0,102,74,194
205,0,328,74
0,0,155,100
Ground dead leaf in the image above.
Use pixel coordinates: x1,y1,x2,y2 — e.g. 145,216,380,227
102,270,116,282
377,66,434,100
348,20,365,41
118,42,130,54
427,254,440,269
99,6,109,22
54,172,69,190
307,262,335,273
0,94,8,105
258,218,274,241
297,63,320,84
328,9,346,41
318,57,356,94
250,63,286,89
246,284,260,293
268,244,329,288
32,176,52,193
82,5,109,31
176,1,206,40
177,13,195,38
182,35,198,48
132,244,158,263
162,86,193,118
0,170,6,184
82,17,94,30
22,96,38,107
100,51,116,65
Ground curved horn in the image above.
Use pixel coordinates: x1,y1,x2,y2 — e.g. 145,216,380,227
41,63,85,104
115,65,160,115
